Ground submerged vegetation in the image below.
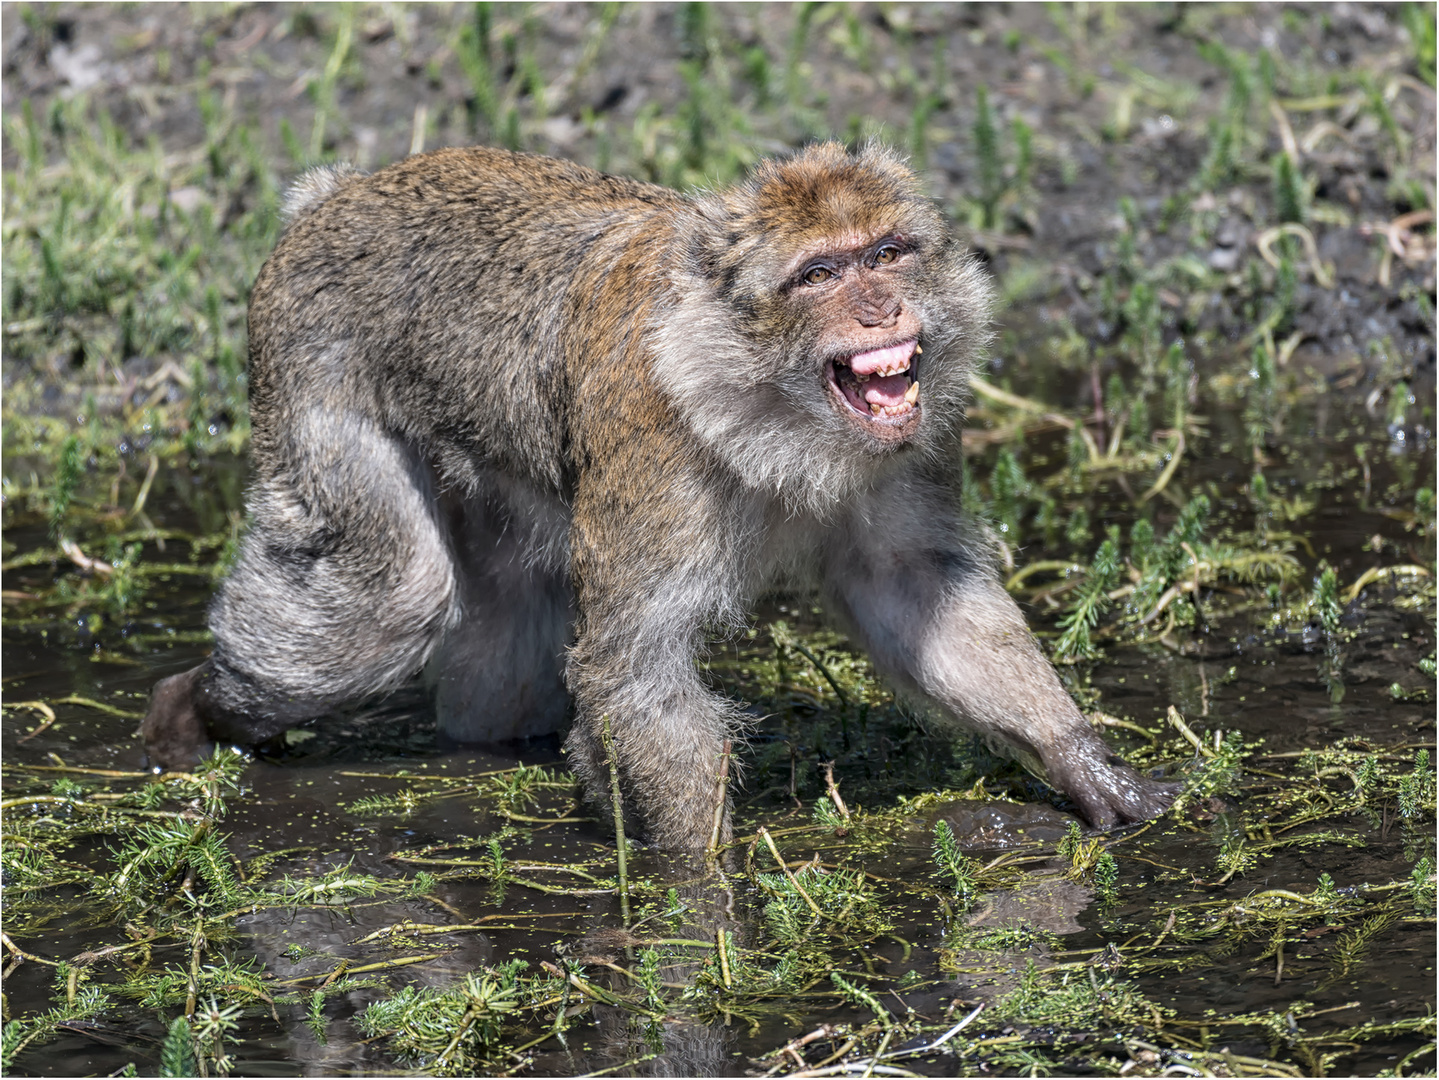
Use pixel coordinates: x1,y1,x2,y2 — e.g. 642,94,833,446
2,3,1434,1076
1,726,1433,1075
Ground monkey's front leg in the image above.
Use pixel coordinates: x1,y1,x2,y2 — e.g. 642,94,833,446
827,502,1177,827
564,622,739,852
562,522,744,854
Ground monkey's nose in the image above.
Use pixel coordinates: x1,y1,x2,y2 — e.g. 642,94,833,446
856,301,902,328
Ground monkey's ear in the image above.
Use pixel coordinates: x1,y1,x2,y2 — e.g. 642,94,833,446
676,197,746,293
281,163,367,224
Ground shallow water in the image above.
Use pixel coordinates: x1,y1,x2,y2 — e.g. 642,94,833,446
2,387,1434,1077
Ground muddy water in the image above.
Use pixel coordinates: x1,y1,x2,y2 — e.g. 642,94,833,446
1,387,1433,1077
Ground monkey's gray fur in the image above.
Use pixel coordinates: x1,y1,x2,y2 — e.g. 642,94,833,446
141,143,1177,852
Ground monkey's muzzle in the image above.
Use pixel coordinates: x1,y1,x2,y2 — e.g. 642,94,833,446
830,339,921,423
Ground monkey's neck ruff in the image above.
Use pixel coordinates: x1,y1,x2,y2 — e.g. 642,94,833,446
829,339,922,433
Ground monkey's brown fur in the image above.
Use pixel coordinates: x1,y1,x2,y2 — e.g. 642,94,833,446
141,143,1176,851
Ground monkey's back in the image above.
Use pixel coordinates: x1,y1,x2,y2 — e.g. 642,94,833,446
246,146,688,494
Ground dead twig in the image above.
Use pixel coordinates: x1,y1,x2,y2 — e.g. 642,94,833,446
59,537,114,577
1254,223,1335,288
599,715,631,926
706,739,733,870
9,701,58,744
819,761,850,821
1138,431,1185,502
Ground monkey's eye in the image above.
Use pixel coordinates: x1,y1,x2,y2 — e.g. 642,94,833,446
802,264,834,285
874,245,900,266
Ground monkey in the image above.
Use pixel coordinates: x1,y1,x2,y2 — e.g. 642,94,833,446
140,142,1178,853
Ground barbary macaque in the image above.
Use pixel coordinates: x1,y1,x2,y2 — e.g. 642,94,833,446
141,142,1177,851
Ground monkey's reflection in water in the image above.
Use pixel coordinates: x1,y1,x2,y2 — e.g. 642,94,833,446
547,871,745,1078
241,740,744,1074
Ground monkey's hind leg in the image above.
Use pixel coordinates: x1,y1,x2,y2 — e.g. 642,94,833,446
141,662,215,768
425,489,573,743
141,410,460,769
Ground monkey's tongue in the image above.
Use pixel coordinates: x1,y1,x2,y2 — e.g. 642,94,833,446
861,373,912,408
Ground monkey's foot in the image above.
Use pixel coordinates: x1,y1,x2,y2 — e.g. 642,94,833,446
1045,735,1181,828
140,663,215,771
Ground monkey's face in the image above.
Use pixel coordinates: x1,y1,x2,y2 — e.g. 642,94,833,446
665,143,992,512
726,147,962,453
787,236,927,446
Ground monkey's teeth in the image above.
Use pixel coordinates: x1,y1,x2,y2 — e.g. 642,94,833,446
849,340,918,376
870,401,913,418
904,381,920,404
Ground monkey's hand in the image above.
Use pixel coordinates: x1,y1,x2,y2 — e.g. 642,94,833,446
822,492,1181,831
1040,725,1181,828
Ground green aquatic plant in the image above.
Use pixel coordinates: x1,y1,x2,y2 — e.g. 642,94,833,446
355,965,529,1075
1397,750,1434,819
931,819,979,906
1410,857,1436,912
1310,563,1343,634
158,1017,197,1080
1053,536,1121,661
47,434,84,538
1,987,114,1070
1271,151,1309,225
990,447,1031,541
831,970,894,1029
106,818,242,912
1094,851,1119,901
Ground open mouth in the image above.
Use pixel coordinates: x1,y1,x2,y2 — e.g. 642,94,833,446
828,339,921,423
